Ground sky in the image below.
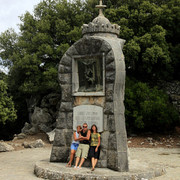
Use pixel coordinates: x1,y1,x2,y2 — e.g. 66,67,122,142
0,0,41,34
0,0,41,73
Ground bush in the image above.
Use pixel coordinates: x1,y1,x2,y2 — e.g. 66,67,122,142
125,77,179,133
0,80,17,124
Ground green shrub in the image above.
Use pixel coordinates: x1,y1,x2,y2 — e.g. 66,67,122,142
125,77,179,133
0,80,17,124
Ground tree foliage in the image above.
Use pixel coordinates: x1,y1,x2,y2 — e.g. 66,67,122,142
105,0,180,81
0,0,91,98
0,0,179,136
125,77,179,132
0,80,17,124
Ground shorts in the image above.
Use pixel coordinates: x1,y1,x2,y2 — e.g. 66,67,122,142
88,146,100,159
71,143,79,151
75,144,89,159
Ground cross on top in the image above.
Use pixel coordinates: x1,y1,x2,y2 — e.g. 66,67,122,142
96,0,106,16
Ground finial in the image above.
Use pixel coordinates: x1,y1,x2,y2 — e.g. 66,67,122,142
96,0,106,16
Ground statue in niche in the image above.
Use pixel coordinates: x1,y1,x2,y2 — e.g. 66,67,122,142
77,56,103,92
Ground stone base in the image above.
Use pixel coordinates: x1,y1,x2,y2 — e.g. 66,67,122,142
34,160,165,180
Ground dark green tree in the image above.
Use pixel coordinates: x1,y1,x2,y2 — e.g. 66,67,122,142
0,0,179,136
125,77,179,132
0,80,17,124
105,0,179,81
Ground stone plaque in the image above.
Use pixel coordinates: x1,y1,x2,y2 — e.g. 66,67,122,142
73,105,103,132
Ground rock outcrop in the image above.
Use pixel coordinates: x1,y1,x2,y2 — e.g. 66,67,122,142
0,142,14,152
21,93,60,135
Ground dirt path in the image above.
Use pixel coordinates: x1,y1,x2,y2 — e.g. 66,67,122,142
0,147,179,180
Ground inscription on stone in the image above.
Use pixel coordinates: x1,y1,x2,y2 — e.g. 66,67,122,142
73,105,103,132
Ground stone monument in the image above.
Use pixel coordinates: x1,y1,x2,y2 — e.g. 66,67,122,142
50,0,129,172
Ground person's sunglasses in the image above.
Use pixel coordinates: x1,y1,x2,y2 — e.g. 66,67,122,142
83,126,87,128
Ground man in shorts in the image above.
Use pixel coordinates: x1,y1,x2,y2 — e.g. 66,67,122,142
74,123,91,168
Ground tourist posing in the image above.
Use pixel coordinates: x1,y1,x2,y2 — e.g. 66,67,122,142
66,125,82,167
89,124,101,171
74,123,91,169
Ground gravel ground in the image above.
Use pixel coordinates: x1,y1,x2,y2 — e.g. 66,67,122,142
0,146,179,180
130,148,180,180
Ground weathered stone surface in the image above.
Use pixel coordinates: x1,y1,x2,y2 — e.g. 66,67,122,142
23,141,33,148
23,139,44,148
99,148,107,161
34,160,166,180
61,85,72,102
26,127,39,135
33,139,45,148
21,122,32,134
22,93,60,135
108,133,117,150
16,133,26,139
74,37,102,55
59,64,72,73
107,150,118,170
56,112,66,129
106,71,115,83
31,107,53,133
105,84,114,102
99,40,112,53
60,54,72,67
46,129,56,143
105,50,114,65
0,142,14,152
66,112,73,129
100,131,110,149
60,102,73,112
50,146,70,162
107,115,115,132
58,73,71,85
106,61,115,71
66,45,79,57
104,102,114,114
53,129,73,147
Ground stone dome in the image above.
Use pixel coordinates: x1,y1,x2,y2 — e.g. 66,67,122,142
92,14,110,25
81,1,120,37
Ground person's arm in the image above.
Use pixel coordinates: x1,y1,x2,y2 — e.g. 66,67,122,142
80,130,91,140
95,134,101,152
73,132,81,141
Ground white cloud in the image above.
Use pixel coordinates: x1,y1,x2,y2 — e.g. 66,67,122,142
0,0,41,34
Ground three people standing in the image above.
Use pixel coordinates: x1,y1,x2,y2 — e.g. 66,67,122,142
68,123,101,171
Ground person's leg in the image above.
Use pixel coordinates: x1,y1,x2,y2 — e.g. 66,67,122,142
79,144,89,168
75,157,80,168
68,149,76,166
92,147,100,170
94,158,98,168
91,157,95,170
78,158,85,168
74,144,82,168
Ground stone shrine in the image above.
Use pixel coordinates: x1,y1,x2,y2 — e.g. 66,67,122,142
50,0,129,172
